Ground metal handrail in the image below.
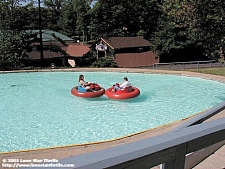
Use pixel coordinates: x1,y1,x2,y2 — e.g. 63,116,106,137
153,60,225,69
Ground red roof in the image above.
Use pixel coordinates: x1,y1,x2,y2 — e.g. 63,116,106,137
101,37,152,49
27,43,90,60
66,44,90,57
27,50,63,60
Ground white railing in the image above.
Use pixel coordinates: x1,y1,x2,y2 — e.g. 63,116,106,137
153,60,225,69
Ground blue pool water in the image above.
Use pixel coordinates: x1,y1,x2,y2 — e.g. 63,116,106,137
1,71,225,153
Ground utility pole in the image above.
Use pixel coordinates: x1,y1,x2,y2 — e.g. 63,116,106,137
38,0,44,66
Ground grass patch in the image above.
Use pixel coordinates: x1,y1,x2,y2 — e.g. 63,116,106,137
188,67,225,77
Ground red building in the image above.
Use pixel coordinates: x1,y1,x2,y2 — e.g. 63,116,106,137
90,37,159,68
26,30,90,67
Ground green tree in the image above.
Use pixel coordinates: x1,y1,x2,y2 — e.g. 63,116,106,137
58,0,77,37
130,0,162,39
89,0,161,40
74,0,91,43
191,0,225,59
152,0,225,62
92,57,118,68
43,0,63,31
89,0,134,39
151,0,207,62
0,0,35,70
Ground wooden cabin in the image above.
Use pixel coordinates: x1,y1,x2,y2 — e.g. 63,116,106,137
90,37,159,68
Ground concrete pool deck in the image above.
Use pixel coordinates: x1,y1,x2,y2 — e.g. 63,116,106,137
0,68,225,169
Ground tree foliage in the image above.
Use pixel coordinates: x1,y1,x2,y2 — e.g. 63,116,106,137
43,0,63,31
151,0,225,61
89,0,161,40
92,57,118,68
1,0,225,69
74,0,91,42
0,0,35,69
151,1,199,61
192,0,225,58
58,0,77,37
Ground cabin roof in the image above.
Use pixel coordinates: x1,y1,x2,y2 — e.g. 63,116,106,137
100,37,151,49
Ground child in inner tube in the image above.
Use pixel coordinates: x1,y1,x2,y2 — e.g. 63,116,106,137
79,74,93,91
112,77,131,92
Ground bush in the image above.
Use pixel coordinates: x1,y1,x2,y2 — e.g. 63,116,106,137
92,57,118,68
74,53,97,67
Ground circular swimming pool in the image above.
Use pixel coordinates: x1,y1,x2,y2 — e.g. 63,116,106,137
1,71,225,153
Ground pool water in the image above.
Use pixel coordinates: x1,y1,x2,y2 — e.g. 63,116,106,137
1,71,225,153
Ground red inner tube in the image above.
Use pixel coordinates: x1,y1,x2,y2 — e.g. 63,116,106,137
71,86,105,98
105,86,140,100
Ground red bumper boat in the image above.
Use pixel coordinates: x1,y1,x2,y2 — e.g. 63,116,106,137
105,86,140,100
71,84,105,98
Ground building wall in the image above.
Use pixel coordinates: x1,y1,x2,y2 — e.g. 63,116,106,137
114,51,159,68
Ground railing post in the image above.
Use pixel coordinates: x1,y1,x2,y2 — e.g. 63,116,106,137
210,62,212,68
197,62,199,69
162,143,187,169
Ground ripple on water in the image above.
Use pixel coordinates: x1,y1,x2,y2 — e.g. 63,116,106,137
0,72,225,152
